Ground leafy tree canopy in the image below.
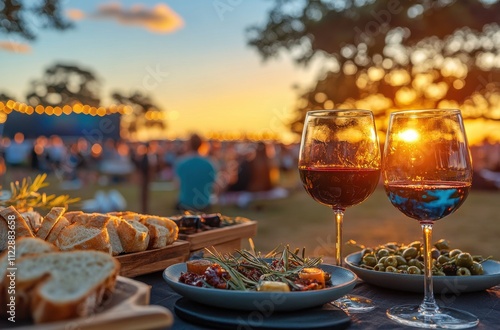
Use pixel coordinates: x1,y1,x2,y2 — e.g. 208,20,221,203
26,63,101,107
0,0,72,40
247,0,500,136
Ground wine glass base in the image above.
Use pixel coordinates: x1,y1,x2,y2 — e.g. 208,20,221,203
332,294,376,313
387,304,479,329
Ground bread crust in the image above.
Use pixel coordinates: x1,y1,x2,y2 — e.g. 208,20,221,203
117,220,150,253
36,207,66,240
46,216,70,244
0,206,34,238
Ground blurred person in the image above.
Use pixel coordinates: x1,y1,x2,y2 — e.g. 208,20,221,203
4,133,31,167
174,133,217,212
247,142,279,192
45,135,66,170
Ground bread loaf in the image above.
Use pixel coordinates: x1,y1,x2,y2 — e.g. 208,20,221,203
21,211,43,235
0,237,120,324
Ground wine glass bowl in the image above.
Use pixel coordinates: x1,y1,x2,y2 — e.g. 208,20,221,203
298,109,381,313
382,109,478,329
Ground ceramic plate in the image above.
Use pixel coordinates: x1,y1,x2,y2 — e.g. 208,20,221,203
345,251,500,293
163,262,356,311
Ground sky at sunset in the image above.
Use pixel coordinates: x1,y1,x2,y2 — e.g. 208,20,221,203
0,0,321,141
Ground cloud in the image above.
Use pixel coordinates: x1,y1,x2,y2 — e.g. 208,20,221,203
67,3,184,33
66,9,85,21
0,41,31,53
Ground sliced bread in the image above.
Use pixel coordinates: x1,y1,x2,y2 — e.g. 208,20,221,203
117,220,150,253
140,216,179,249
36,207,66,240
63,210,84,223
0,206,34,238
106,216,124,256
21,211,43,235
15,250,119,323
0,237,58,319
55,223,112,254
45,216,70,244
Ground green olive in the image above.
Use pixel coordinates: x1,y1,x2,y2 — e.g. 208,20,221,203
472,255,484,262
385,266,398,273
456,267,471,276
362,255,377,267
378,256,388,265
431,248,440,260
374,263,385,272
434,270,446,276
470,262,484,275
397,265,409,272
437,255,450,265
456,252,473,268
361,248,373,256
385,242,399,251
395,255,407,266
409,241,421,250
407,266,421,274
408,258,419,267
449,249,462,258
377,248,390,259
434,239,450,251
402,247,418,259
385,255,398,268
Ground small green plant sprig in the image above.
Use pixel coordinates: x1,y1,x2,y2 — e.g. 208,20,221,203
0,174,79,212
204,239,323,291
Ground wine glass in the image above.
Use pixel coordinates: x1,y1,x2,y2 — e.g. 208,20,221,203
298,109,381,313
382,109,478,328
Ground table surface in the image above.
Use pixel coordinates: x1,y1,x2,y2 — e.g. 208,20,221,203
135,271,500,330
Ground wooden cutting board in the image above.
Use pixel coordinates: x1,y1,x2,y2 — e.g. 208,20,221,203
0,276,173,330
116,240,190,277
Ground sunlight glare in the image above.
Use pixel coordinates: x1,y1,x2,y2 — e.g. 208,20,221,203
399,129,420,143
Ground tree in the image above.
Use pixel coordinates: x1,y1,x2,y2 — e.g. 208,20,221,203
0,0,72,41
26,63,101,107
111,91,166,138
0,92,15,102
247,0,500,136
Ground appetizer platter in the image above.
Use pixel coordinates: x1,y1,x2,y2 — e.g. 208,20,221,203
169,213,258,254
163,245,357,311
345,239,500,293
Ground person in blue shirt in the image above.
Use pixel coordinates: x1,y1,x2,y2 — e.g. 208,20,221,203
174,134,217,212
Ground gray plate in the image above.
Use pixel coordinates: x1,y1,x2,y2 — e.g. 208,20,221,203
345,251,500,293
163,262,357,311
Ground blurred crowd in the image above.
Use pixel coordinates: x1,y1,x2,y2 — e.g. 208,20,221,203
0,132,300,210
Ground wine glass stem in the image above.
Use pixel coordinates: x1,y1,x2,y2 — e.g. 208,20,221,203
334,209,344,267
420,223,439,314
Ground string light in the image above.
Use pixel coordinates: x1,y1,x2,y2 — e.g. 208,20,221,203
0,99,165,121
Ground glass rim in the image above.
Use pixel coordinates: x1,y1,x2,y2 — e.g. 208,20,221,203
306,109,373,117
389,109,461,117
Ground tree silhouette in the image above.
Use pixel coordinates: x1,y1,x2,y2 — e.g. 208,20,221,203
0,92,15,102
111,91,166,136
0,0,72,41
247,0,500,135
26,63,101,107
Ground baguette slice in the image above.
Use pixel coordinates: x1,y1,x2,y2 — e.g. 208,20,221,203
63,210,84,223
106,216,124,256
55,223,112,254
0,206,34,238
45,216,70,244
117,220,150,253
140,216,179,249
17,250,119,323
36,207,66,240
0,237,58,319
21,211,43,235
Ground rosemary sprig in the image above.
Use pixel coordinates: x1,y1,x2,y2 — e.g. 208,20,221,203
0,174,80,212
204,244,323,291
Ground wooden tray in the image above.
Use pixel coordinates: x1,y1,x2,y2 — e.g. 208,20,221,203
180,220,257,254
116,240,190,277
0,276,173,330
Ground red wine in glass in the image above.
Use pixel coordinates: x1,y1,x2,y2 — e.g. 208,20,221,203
299,167,380,209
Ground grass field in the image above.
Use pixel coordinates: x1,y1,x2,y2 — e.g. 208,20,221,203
16,170,495,260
